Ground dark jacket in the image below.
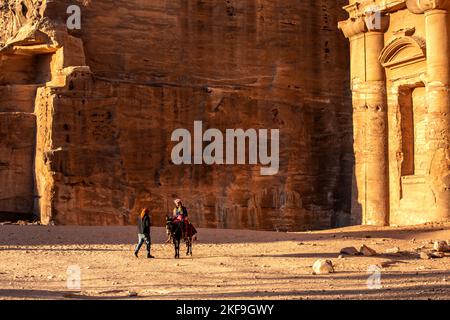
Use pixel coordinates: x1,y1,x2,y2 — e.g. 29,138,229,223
137,214,151,235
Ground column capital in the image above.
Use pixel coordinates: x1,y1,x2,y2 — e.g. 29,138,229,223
338,14,389,39
406,0,449,14
338,17,367,38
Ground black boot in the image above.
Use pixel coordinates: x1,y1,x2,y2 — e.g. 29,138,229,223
147,252,155,259
134,251,138,258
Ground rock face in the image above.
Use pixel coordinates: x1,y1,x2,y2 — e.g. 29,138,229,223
0,111,35,213
0,0,353,230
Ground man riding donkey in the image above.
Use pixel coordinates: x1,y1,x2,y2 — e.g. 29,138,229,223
166,199,197,243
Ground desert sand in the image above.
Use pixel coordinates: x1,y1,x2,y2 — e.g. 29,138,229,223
0,223,449,300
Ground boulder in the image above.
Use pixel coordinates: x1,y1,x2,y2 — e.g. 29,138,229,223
359,245,377,256
312,259,334,275
340,247,359,256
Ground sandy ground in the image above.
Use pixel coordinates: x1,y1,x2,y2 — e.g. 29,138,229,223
0,222,449,300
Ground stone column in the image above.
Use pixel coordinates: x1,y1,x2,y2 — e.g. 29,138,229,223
339,17,367,225
363,25,390,226
426,8,450,221
338,14,390,226
407,0,450,221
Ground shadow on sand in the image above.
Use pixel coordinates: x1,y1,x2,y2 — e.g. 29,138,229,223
0,224,449,246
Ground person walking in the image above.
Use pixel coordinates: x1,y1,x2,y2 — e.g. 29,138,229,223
134,208,154,259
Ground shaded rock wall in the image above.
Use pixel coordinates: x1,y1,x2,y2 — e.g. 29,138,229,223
0,0,352,230
0,111,35,213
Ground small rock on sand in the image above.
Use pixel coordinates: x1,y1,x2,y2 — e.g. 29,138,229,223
386,247,400,254
128,291,138,297
359,245,377,256
419,252,431,260
433,241,449,253
431,251,445,258
340,247,359,256
312,259,334,275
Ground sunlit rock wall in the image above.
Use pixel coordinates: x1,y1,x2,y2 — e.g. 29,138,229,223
0,0,352,231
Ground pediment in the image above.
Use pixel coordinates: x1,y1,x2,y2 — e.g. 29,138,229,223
379,36,426,69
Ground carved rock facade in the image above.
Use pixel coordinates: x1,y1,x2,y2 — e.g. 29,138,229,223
339,0,450,225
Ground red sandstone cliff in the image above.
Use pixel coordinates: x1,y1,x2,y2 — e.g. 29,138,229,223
0,0,352,231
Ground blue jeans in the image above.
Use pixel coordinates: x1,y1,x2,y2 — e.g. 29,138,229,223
135,233,151,254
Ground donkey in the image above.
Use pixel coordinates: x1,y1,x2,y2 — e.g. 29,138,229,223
165,216,182,258
184,221,197,256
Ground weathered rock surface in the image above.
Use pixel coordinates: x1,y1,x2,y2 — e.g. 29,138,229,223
0,0,352,230
0,112,36,214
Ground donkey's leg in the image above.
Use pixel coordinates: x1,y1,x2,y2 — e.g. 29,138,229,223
187,237,192,256
173,238,178,259
176,239,180,259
